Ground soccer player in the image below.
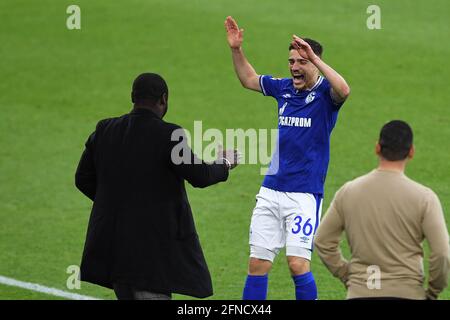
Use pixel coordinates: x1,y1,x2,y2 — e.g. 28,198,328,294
224,16,350,300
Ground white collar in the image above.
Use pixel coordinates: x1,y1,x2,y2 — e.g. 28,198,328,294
295,76,323,94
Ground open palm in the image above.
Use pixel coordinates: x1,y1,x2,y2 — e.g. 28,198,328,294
225,16,243,49
292,35,317,61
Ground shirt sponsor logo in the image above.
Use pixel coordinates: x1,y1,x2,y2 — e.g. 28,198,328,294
279,116,312,127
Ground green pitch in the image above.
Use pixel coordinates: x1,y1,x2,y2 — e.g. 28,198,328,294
0,0,449,300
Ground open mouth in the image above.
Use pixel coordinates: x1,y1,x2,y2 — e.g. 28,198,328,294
292,74,305,85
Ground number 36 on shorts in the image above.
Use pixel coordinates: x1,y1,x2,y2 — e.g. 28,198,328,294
291,215,314,236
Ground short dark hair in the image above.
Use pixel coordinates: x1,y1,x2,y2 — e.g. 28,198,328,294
289,38,323,57
131,73,168,105
379,120,413,161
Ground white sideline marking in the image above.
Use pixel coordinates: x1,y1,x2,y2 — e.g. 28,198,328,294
0,275,101,300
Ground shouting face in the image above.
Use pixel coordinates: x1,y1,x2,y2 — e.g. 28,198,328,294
288,49,319,91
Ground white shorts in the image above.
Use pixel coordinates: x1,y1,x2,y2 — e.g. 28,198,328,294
249,186,323,262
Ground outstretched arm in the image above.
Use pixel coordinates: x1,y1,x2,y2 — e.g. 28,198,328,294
224,16,261,92
169,126,240,188
292,35,350,103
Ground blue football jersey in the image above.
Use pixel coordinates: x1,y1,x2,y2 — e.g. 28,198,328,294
260,75,344,194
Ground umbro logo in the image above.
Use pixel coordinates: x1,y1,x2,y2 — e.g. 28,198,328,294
282,93,291,99
299,236,309,243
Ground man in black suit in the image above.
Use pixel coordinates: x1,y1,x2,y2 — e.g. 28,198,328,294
75,73,239,300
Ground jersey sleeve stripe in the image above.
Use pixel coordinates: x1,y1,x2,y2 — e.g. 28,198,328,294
259,75,268,96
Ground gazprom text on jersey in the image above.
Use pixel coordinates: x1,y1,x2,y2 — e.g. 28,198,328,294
279,116,312,127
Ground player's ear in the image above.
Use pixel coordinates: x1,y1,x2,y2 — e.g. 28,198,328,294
375,141,382,156
408,145,415,160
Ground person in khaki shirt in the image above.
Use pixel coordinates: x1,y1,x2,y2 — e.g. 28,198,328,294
314,120,449,300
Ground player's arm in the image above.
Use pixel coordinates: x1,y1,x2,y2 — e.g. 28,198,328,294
292,35,350,104
225,16,261,92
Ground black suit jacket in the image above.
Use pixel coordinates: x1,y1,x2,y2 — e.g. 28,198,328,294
75,108,229,298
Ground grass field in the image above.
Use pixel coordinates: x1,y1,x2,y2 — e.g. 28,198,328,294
0,0,449,300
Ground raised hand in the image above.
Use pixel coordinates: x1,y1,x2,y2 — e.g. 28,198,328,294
225,16,244,49
291,35,319,62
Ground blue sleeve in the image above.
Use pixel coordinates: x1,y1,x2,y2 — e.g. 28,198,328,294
259,75,284,98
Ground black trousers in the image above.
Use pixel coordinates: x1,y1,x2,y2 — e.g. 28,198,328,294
113,283,172,300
